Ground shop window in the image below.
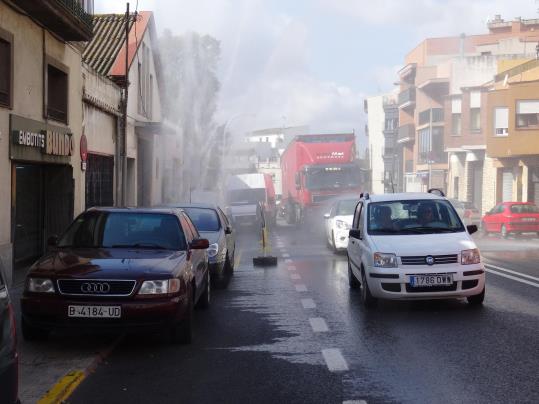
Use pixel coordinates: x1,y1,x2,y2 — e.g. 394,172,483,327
494,107,509,136
46,63,68,123
470,108,481,131
516,100,539,129
0,31,12,108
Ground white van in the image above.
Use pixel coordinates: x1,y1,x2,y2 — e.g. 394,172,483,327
347,191,485,307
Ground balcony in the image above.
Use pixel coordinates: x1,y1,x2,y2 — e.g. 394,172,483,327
416,77,449,95
15,0,93,41
397,124,415,144
398,87,416,111
418,108,444,126
398,63,417,83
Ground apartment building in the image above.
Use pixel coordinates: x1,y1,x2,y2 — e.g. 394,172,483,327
365,92,399,194
484,59,539,208
397,16,539,201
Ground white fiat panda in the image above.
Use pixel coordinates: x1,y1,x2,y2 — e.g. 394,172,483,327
347,190,485,307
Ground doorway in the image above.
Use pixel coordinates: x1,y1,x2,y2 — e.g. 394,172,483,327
12,163,74,268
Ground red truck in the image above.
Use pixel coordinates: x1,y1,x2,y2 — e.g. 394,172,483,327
280,133,363,224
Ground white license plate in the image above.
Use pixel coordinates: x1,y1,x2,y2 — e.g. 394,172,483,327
522,217,536,222
409,274,453,287
68,305,121,318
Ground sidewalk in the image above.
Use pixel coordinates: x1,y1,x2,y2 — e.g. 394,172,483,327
10,268,115,404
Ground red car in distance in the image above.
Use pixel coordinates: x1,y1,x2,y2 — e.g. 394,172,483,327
481,202,539,238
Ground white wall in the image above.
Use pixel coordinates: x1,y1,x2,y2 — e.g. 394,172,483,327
366,95,385,194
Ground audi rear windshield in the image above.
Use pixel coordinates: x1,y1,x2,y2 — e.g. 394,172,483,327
58,212,187,250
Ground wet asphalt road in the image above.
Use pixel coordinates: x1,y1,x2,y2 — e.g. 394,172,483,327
65,221,539,404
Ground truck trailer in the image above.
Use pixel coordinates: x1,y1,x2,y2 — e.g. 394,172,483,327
280,133,363,224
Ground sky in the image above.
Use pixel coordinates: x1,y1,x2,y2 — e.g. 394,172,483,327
95,0,539,147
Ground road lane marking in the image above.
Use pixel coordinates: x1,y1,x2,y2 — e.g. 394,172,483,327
301,298,316,309
235,249,243,268
282,253,290,258
290,273,301,280
309,317,329,332
295,284,308,292
287,265,297,271
285,259,293,264
322,349,349,372
485,268,539,288
38,371,85,404
343,401,367,404
39,334,124,404
484,263,539,282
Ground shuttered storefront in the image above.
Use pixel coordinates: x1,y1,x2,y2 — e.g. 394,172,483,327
502,169,514,202
85,154,114,208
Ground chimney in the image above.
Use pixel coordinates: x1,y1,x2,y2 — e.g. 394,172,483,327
512,17,522,33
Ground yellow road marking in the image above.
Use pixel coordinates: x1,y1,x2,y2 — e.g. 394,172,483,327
235,249,243,268
38,370,85,404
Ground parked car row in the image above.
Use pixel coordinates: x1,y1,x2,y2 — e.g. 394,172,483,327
20,204,235,345
0,203,236,403
480,201,539,238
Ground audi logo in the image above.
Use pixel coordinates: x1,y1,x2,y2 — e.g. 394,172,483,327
81,282,111,294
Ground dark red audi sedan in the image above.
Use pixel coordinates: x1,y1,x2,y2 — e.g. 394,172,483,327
21,208,210,344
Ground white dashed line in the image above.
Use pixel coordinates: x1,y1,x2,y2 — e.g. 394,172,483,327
285,259,293,264
485,267,539,288
287,265,297,271
322,349,349,372
485,263,539,282
282,253,290,258
295,284,308,292
309,317,329,332
290,273,301,280
343,401,367,404
301,298,316,309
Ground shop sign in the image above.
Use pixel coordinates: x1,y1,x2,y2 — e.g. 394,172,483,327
9,114,75,164
12,129,74,157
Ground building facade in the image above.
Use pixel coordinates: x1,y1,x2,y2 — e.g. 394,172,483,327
397,16,539,204
365,95,386,194
82,64,121,208
484,60,539,208
0,0,94,284
84,11,175,208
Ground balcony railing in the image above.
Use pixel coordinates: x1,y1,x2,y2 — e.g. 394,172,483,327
418,108,444,126
398,124,415,143
15,0,93,41
398,87,416,108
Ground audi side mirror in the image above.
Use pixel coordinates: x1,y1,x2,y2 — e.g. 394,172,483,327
467,225,478,235
190,238,210,250
349,229,361,239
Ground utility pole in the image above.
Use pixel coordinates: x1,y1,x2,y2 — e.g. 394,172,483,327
121,2,130,207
